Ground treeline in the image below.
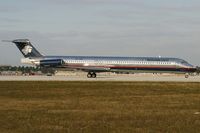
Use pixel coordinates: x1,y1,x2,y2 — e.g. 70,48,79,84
0,66,41,73
0,66,56,74
197,67,200,74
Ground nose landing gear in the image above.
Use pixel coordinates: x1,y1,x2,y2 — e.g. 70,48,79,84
87,72,97,78
185,74,189,78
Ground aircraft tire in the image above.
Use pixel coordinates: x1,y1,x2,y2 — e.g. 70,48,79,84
87,73,92,78
185,74,189,78
91,73,96,78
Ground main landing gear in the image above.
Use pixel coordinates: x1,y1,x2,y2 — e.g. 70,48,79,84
87,72,97,78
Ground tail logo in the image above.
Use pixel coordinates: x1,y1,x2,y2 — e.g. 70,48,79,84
22,45,33,55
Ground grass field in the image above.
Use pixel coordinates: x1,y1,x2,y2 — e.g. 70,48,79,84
0,81,200,133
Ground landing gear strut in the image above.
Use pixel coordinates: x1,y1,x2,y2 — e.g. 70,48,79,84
87,72,97,78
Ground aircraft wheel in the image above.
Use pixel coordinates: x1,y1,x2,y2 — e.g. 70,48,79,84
185,74,189,78
87,73,92,78
91,73,96,78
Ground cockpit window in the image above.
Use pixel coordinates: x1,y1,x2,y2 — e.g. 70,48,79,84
181,60,187,64
179,60,193,67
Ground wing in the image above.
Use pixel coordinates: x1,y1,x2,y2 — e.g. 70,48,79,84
72,66,111,72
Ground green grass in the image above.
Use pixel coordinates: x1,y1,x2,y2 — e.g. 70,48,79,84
0,81,200,133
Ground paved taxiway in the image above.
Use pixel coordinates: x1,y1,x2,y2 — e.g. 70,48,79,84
0,75,200,82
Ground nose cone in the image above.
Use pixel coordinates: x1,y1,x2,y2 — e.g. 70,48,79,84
196,66,200,73
182,64,197,73
186,63,194,68
188,67,197,73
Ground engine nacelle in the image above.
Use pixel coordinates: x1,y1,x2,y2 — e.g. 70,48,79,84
40,59,64,67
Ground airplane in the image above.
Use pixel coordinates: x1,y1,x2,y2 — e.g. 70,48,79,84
2,39,198,78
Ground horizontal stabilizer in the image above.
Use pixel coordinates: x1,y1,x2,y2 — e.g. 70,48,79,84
2,40,13,43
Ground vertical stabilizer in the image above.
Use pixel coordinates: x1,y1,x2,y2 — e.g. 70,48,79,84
12,39,43,58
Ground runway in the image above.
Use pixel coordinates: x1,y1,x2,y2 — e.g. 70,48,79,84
0,74,200,82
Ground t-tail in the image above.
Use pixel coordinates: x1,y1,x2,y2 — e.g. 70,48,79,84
4,39,43,58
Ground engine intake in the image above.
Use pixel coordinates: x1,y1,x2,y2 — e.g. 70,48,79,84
40,59,64,67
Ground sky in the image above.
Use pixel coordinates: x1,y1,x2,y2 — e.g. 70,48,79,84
0,0,200,66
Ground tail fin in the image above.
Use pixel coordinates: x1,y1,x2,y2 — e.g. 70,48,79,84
11,39,43,58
